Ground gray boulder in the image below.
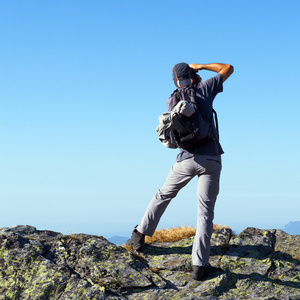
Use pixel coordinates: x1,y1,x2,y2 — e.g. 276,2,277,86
0,225,299,299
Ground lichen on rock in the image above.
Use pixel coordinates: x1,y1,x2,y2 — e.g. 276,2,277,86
0,225,300,299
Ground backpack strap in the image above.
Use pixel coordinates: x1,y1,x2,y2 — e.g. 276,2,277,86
212,109,219,139
177,87,193,103
180,87,220,139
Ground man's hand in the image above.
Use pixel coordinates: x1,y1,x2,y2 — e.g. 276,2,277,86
189,63,234,82
189,63,205,71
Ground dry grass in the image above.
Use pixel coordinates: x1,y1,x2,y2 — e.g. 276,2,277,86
122,225,230,254
213,224,230,231
145,226,196,243
123,244,132,251
144,224,230,244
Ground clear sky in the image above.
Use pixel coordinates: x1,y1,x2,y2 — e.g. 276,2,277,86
1,0,299,238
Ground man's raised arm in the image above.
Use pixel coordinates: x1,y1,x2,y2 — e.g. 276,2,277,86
189,63,234,82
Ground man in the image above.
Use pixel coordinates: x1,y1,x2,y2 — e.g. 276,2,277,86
127,61,234,281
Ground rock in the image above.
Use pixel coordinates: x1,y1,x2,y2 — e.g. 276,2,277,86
274,229,300,259
219,227,275,276
0,225,300,299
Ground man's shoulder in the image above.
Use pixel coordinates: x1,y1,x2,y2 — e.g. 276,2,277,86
195,73,223,101
198,73,223,88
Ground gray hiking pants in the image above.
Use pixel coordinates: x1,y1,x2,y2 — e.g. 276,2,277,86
136,155,222,267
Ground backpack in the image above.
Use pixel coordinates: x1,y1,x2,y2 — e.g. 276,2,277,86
156,87,219,150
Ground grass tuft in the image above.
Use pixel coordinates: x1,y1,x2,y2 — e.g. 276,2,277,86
213,224,230,231
145,224,230,244
122,224,231,255
123,244,133,251
145,226,196,243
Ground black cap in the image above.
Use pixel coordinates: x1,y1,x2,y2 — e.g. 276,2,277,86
172,63,194,88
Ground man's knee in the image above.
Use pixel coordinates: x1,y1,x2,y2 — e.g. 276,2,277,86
157,188,178,200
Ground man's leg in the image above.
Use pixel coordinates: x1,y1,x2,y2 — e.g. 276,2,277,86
136,158,197,237
192,155,222,267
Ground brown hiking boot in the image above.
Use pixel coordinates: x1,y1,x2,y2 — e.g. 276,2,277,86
192,266,205,281
126,227,145,252
192,263,211,281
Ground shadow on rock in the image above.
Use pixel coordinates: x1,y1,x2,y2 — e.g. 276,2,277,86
144,244,192,255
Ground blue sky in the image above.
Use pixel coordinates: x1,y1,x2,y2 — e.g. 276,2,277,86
1,0,299,238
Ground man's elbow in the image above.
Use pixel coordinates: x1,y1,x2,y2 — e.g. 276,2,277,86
222,64,234,82
226,64,234,76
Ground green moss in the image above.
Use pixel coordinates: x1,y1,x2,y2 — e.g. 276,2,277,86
0,247,7,259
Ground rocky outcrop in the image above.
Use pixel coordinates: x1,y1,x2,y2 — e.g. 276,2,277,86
0,225,300,299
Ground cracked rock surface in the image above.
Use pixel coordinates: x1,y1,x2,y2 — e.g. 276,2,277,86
0,225,300,299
